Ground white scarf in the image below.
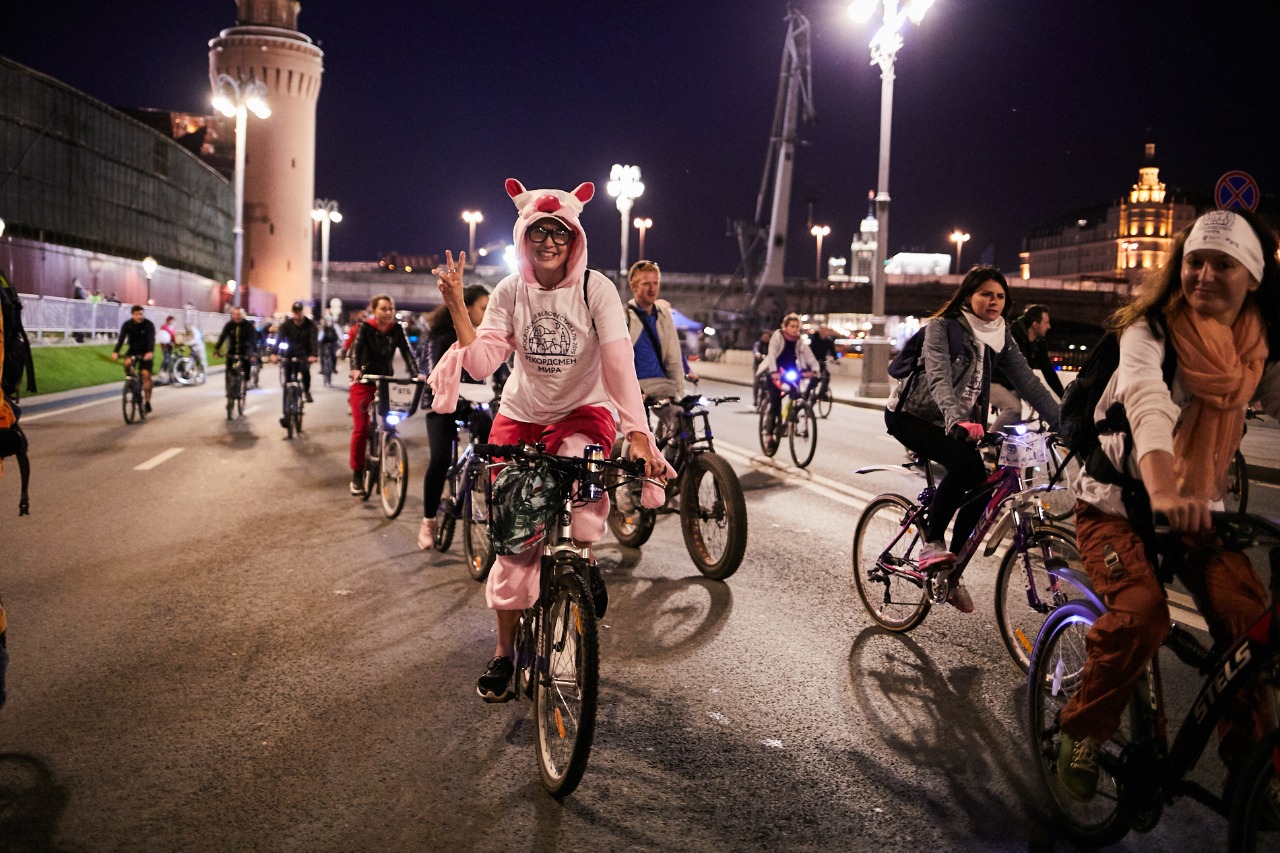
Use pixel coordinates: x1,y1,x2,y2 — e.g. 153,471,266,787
964,310,1007,354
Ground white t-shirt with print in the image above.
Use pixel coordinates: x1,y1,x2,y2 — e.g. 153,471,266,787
481,270,629,425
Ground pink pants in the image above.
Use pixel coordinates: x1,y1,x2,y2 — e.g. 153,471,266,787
484,406,616,611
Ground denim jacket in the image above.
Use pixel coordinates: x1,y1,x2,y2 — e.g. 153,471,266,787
888,312,1061,433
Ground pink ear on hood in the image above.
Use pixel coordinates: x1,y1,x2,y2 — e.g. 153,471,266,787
573,182,594,203
505,178,526,199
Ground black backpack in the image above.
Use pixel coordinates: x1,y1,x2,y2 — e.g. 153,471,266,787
1058,315,1177,473
888,317,966,380
0,273,37,399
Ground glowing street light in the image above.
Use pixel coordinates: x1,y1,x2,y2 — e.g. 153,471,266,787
633,216,652,260
950,230,970,274
311,200,342,320
212,73,270,310
810,224,830,282
142,255,157,305
607,164,644,281
462,210,483,264
848,0,935,396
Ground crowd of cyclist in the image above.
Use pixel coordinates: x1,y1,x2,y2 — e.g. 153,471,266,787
107,186,1280,829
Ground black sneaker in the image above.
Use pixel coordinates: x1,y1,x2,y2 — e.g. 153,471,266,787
304,392,314,403
279,417,289,429
589,563,609,618
477,656,514,703
144,402,152,414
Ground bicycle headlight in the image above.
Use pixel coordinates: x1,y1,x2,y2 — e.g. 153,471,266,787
784,369,798,383
1013,423,1027,435
385,412,402,426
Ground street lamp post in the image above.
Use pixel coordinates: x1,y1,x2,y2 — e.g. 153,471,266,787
848,0,934,397
607,164,644,285
810,224,830,282
311,199,342,320
212,73,271,310
949,230,970,274
462,210,483,264
142,256,157,306
633,217,652,260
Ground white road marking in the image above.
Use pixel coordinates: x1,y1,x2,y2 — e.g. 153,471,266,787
134,447,185,470
714,439,880,508
24,397,115,421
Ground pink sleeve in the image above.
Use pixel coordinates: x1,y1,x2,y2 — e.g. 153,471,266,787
459,326,516,380
427,345,463,413
600,337,653,442
427,328,515,415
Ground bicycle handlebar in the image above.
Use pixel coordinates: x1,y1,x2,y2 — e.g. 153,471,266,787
356,374,425,384
1152,511,1280,549
474,441,648,477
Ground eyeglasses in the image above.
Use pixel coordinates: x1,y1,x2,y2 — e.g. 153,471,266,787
526,225,573,246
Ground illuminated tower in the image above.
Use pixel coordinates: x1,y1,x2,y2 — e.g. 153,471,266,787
209,0,323,313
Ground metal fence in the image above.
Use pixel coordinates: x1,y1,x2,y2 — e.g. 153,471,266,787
17,295,254,343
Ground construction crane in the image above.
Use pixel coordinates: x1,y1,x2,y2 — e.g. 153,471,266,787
729,7,815,312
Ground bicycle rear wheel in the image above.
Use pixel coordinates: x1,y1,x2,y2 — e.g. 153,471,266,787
851,494,930,631
789,403,817,468
462,470,494,581
994,526,1083,672
605,438,655,547
379,435,409,519
1228,730,1280,852
536,566,598,798
680,452,747,580
1027,601,1132,847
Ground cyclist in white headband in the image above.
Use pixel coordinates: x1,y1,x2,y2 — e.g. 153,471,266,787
1183,209,1266,283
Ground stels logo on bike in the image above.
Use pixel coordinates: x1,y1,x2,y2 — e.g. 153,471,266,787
523,312,579,373
1192,641,1253,725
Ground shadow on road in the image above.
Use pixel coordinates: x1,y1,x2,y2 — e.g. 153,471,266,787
0,752,71,852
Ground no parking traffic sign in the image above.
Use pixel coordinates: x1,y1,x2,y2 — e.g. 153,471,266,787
1215,171,1259,211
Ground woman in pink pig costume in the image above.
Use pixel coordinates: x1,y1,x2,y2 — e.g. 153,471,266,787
429,178,674,703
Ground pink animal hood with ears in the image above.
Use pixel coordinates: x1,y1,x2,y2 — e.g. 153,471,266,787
505,178,593,288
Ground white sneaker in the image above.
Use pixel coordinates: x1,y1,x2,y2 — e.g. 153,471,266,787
418,517,436,550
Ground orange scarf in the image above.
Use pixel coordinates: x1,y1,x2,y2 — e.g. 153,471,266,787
1169,302,1268,501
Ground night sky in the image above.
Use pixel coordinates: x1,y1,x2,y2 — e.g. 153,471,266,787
3,1,1278,278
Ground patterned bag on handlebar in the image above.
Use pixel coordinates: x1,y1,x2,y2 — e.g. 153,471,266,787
489,459,565,556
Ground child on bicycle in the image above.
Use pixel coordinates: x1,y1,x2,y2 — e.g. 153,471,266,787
418,284,491,549
428,178,671,703
1055,209,1280,802
884,266,1061,611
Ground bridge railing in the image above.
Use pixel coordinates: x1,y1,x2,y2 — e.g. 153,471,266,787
17,295,256,343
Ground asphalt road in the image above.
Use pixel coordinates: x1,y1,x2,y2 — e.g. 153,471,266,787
2,373,1276,851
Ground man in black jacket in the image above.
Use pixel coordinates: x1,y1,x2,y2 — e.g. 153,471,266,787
111,305,156,412
214,306,258,390
273,302,317,403
990,304,1065,433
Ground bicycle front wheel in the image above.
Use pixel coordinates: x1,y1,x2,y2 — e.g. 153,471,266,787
757,405,778,457
1027,601,1132,847
380,435,409,519
434,465,457,552
122,381,138,424
462,470,494,581
1225,449,1250,513
680,452,748,580
852,494,930,631
536,566,598,798
816,386,833,419
226,371,241,420
995,526,1083,672
788,403,817,468
1228,730,1280,852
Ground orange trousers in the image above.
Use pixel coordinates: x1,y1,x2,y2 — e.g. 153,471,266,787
1059,501,1271,769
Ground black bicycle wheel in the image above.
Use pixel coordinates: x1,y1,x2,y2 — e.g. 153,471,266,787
851,494,931,631
1027,602,1132,847
605,438,656,547
122,381,137,424
994,526,1083,673
514,608,539,700
226,370,240,420
789,403,818,468
680,452,748,580
434,461,457,552
1228,730,1280,852
536,566,598,798
135,379,147,421
283,386,298,438
816,386,833,419
757,405,779,457
462,470,494,581
379,435,409,519
1225,449,1250,514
